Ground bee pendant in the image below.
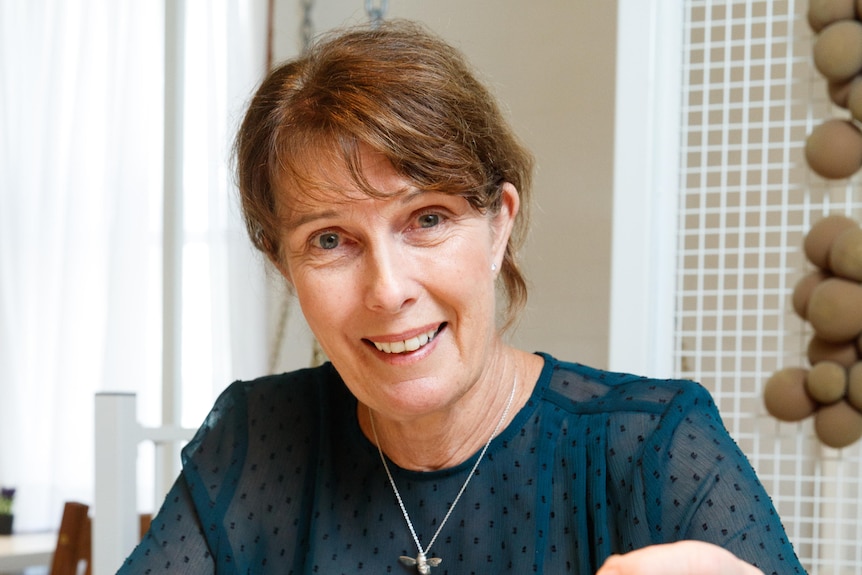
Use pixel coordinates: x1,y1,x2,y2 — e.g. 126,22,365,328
399,552,442,574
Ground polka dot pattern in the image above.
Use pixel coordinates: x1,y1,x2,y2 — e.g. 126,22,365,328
118,354,804,574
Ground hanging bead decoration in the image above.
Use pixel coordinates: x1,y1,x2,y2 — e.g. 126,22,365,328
365,0,389,28
763,2,862,448
764,215,862,448
301,0,315,53
805,0,862,178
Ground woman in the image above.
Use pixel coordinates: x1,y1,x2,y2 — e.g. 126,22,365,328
119,20,804,575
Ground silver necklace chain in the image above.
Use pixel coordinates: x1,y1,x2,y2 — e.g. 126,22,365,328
369,374,518,573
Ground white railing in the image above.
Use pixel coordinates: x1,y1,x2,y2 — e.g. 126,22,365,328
93,392,196,575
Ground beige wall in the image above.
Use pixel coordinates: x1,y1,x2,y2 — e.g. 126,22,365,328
271,1,617,369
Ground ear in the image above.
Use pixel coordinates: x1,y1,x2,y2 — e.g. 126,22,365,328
490,182,520,267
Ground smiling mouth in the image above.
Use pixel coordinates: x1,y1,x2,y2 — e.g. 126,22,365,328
369,324,444,354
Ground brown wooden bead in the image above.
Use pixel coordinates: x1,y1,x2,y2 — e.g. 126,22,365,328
807,277,862,342
813,20,862,82
793,270,830,319
829,226,862,281
764,367,818,422
809,0,857,32
808,336,859,368
815,400,862,448
806,360,848,404
804,214,858,269
847,362,862,411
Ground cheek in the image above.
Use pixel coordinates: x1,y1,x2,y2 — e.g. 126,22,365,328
293,272,352,333
431,245,496,312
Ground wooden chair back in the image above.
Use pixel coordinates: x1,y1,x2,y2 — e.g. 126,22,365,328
49,501,90,575
50,501,152,575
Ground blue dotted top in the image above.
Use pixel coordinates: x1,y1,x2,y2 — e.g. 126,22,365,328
119,353,805,574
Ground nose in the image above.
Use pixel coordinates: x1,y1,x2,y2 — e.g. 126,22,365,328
363,242,416,314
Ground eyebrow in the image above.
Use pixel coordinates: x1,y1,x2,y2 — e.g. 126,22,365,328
285,186,427,229
287,209,339,230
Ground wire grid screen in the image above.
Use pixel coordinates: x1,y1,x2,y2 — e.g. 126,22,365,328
677,1,862,573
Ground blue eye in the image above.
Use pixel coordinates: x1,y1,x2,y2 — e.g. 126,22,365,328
418,213,440,228
316,232,340,250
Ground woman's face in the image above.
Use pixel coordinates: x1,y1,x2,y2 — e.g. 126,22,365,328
276,148,518,422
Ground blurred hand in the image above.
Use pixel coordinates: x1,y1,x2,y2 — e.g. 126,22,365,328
596,541,764,575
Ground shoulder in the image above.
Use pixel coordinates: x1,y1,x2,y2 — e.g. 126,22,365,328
209,362,343,417
537,353,715,418
179,363,347,508
173,364,348,547
182,363,345,460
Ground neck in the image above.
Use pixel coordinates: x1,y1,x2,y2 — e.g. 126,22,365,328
359,348,541,471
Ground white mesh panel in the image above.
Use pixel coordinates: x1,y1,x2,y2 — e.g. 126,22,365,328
677,2,862,573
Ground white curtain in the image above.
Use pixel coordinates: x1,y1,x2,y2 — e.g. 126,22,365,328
0,0,270,532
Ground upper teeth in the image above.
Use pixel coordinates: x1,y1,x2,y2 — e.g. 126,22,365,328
372,327,438,354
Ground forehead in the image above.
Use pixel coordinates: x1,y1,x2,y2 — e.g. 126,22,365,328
274,145,415,222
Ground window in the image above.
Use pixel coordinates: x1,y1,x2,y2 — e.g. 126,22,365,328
0,0,269,530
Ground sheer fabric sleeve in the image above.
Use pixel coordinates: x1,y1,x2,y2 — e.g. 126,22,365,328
117,474,215,574
117,380,249,574
641,383,805,575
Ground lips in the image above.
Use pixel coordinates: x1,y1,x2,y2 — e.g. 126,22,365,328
369,325,442,354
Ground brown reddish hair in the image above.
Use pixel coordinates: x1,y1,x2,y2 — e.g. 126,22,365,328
234,19,533,329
